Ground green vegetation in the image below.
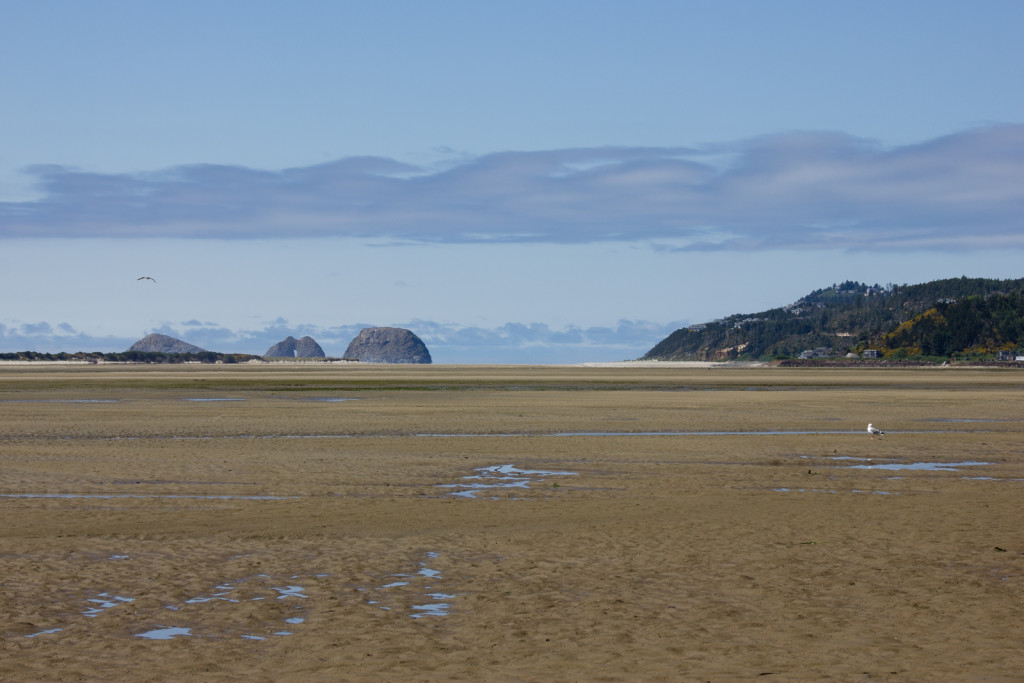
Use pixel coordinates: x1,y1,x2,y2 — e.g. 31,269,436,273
643,277,1024,362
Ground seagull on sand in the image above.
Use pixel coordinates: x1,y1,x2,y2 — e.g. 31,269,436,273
867,423,884,439
137,276,156,283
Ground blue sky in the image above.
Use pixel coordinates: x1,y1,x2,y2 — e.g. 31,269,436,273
2,1,1022,363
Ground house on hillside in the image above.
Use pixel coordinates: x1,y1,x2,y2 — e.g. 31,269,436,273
799,347,832,359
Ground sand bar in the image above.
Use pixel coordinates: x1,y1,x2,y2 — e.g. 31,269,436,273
1,364,1022,681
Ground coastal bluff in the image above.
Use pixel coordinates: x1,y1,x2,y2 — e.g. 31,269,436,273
263,336,326,358
343,327,431,364
127,333,207,354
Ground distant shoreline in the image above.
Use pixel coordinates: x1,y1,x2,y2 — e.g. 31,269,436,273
0,358,1019,368
574,360,767,368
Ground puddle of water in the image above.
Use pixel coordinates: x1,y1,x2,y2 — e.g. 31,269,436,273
361,552,458,619
773,486,898,495
479,464,577,477
848,461,991,471
168,576,311,635
26,570,315,644
83,593,134,617
440,463,578,499
298,397,358,402
410,602,451,618
185,593,237,604
25,628,63,638
183,398,245,402
135,626,192,640
444,480,530,496
1,399,117,404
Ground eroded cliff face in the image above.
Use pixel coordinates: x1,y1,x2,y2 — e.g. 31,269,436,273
294,336,325,357
127,334,207,354
264,336,326,358
343,327,432,364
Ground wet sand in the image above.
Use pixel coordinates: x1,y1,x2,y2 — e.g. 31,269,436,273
1,364,1023,681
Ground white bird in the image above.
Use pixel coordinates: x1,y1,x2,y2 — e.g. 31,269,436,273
137,276,156,283
867,423,884,439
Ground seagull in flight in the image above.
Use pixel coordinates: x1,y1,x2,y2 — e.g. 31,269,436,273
867,423,884,439
137,276,156,283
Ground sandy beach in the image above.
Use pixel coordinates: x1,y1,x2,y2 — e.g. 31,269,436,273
1,363,1022,681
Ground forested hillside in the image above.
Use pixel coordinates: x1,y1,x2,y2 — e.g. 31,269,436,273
642,277,1024,361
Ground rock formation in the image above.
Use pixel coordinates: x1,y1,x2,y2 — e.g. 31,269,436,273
263,335,326,358
127,333,207,354
343,327,432,364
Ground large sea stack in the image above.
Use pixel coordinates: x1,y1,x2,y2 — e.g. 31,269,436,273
263,336,326,358
343,327,432,364
127,333,207,354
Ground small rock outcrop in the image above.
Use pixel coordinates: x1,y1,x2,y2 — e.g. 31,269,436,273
343,327,432,364
127,333,207,354
263,336,326,358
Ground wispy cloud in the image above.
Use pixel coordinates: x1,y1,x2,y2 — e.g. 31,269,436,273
0,319,684,364
3,125,1022,249
0,322,134,354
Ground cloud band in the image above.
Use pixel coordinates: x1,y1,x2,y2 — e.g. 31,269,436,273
3,125,1022,249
